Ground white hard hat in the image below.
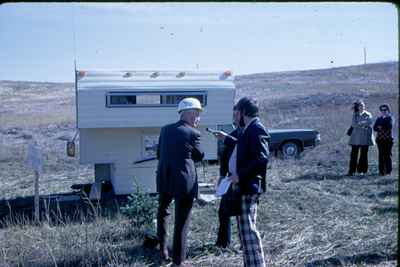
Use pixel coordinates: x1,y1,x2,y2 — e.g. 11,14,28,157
178,97,203,113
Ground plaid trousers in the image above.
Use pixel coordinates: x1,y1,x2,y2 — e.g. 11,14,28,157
236,194,266,267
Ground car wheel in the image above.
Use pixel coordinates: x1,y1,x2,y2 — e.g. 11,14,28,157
281,142,300,159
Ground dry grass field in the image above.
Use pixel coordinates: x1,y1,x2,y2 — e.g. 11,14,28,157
0,62,397,266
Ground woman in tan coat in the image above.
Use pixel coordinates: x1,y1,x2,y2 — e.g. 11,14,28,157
347,99,374,176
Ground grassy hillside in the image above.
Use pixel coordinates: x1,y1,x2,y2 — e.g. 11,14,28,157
0,62,397,266
235,61,397,100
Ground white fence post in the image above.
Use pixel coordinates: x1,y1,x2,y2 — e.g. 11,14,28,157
26,140,43,223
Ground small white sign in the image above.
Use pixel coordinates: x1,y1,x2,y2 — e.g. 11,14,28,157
26,141,43,173
143,135,159,158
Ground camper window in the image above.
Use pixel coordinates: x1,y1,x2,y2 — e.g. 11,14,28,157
137,94,160,105
160,94,205,105
110,95,136,105
106,91,206,108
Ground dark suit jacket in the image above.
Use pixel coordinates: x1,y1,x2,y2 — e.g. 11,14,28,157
225,118,270,195
156,120,205,197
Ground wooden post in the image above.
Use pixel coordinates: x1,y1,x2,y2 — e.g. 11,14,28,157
34,170,40,223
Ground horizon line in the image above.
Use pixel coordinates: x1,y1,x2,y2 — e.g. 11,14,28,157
1,60,398,84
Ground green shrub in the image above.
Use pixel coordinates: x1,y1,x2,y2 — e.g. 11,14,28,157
120,180,158,230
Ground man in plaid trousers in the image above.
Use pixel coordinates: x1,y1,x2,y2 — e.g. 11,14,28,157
220,96,270,266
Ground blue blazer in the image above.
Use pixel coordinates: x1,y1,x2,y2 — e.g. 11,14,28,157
226,118,270,195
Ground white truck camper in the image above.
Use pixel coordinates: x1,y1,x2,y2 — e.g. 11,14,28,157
74,69,235,198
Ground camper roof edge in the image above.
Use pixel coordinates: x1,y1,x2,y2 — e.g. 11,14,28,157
76,69,234,81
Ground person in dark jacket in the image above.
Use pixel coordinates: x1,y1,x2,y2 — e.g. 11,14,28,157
214,105,242,248
373,104,394,176
215,97,270,267
156,98,205,267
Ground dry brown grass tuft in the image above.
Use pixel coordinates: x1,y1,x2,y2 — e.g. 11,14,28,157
0,213,154,267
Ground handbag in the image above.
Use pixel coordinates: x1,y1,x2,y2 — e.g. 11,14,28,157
346,126,353,136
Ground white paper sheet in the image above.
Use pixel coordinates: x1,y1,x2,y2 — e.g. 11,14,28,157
215,177,231,197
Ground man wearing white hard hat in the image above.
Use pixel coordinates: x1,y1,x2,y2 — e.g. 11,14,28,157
156,97,204,267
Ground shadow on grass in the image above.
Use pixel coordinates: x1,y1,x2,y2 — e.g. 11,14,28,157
41,245,172,267
371,204,398,214
0,192,125,228
28,249,163,267
120,243,239,267
21,253,111,267
282,173,365,183
374,177,398,186
282,169,397,183
305,252,397,267
377,190,398,198
121,245,165,267
187,242,239,258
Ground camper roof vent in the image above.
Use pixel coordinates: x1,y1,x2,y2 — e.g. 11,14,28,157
176,72,185,78
150,71,160,78
76,70,234,82
123,72,133,78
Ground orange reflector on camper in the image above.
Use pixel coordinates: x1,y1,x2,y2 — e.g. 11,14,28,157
220,70,232,80
77,70,87,79
223,70,232,76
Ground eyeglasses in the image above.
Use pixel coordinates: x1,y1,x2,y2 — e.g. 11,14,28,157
380,109,388,112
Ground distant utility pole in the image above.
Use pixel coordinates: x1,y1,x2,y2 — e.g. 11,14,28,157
363,46,367,64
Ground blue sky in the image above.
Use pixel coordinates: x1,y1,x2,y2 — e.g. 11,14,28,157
0,3,397,82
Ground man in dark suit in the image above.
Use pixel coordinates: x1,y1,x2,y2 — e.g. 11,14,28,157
156,97,205,267
215,104,242,248
217,97,269,267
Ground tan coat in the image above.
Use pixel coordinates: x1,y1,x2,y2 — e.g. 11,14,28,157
348,111,375,146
